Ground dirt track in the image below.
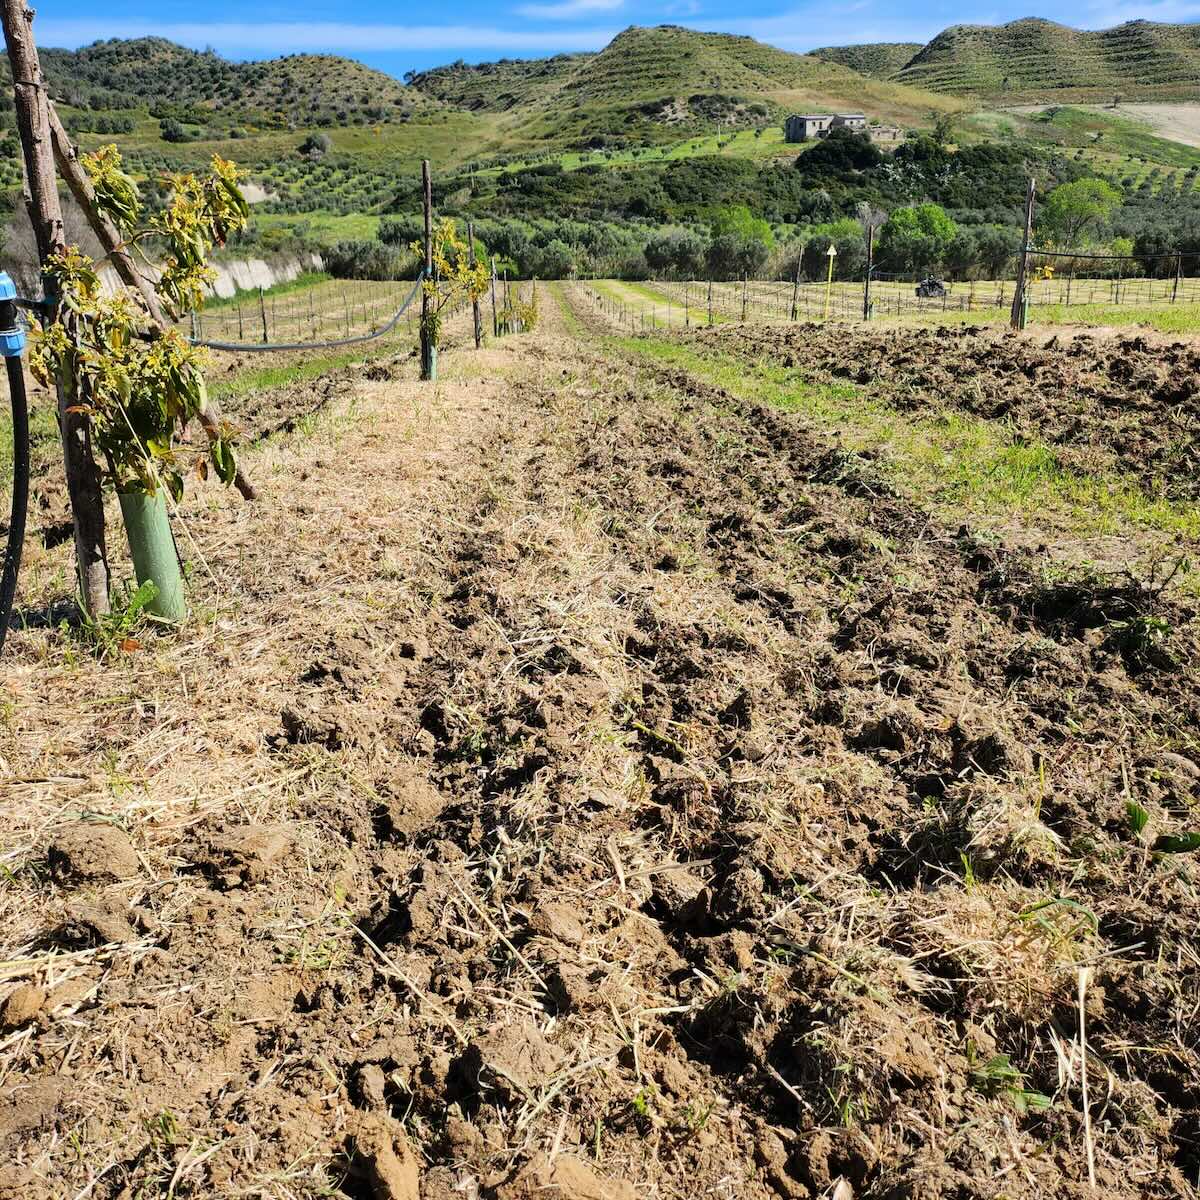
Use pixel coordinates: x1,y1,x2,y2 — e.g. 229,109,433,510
2,289,1199,1199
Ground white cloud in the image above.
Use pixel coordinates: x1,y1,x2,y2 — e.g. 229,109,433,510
516,0,624,20
1082,0,1200,24
36,18,617,54
723,7,949,52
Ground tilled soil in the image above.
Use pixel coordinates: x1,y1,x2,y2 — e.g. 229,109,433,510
2,286,1199,1199
683,321,1200,500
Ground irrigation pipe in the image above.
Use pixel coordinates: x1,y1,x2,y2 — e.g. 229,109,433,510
0,272,28,657
188,273,426,353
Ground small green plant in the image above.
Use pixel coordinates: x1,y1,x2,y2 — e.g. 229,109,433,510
31,148,248,501
65,579,159,660
966,1044,1052,1115
1126,800,1150,837
499,284,540,333
631,1084,657,1120
411,217,489,365
1154,831,1200,853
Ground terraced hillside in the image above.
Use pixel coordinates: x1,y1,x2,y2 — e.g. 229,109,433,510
410,25,962,147
809,42,923,80
894,18,1200,101
33,37,442,126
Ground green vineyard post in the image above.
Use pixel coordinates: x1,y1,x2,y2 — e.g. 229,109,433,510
259,287,268,342
118,488,186,623
1173,252,1182,304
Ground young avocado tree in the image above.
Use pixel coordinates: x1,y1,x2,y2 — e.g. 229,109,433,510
411,217,489,381
30,147,249,622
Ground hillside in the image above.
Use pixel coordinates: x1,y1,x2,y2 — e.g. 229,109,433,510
32,37,442,127
810,42,923,79
411,25,961,147
894,18,1200,101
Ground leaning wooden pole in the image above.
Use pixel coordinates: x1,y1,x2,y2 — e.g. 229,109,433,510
46,103,257,501
2,0,109,616
1010,177,1035,331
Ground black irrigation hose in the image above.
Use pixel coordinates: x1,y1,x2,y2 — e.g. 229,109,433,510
188,273,426,354
0,354,29,657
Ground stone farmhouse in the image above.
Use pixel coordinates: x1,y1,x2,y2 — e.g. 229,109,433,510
784,113,867,142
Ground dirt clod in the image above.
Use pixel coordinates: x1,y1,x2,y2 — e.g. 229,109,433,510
0,984,46,1030
61,900,138,945
196,824,292,888
348,1112,420,1200
493,1154,637,1200
46,822,139,884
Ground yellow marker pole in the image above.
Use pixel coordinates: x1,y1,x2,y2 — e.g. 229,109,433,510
823,244,838,321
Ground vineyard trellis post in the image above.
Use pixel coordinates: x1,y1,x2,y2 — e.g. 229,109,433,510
2,0,110,616
823,244,837,321
420,158,434,380
1010,177,1035,331
259,287,268,342
741,273,748,322
707,279,713,327
1173,253,1182,304
467,219,482,349
790,250,802,321
863,226,874,322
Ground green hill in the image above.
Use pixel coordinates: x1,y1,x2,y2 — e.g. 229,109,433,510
33,37,442,127
809,43,923,79
894,18,1200,101
411,25,961,148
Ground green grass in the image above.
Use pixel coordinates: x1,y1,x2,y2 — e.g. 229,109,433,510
201,270,331,311
884,300,1200,334
548,282,583,336
247,212,373,244
612,335,1200,542
209,333,412,402
0,400,58,489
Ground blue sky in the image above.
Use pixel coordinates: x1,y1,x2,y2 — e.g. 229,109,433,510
35,0,1199,78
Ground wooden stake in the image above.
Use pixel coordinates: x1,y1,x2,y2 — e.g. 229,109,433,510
467,220,482,349
2,0,109,616
420,159,434,380
863,226,874,321
490,256,499,337
1010,177,1035,331
790,250,802,321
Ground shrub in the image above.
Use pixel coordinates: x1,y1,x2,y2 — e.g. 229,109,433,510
323,239,410,280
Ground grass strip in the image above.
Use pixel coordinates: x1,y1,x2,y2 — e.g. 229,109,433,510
614,334,1200,543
